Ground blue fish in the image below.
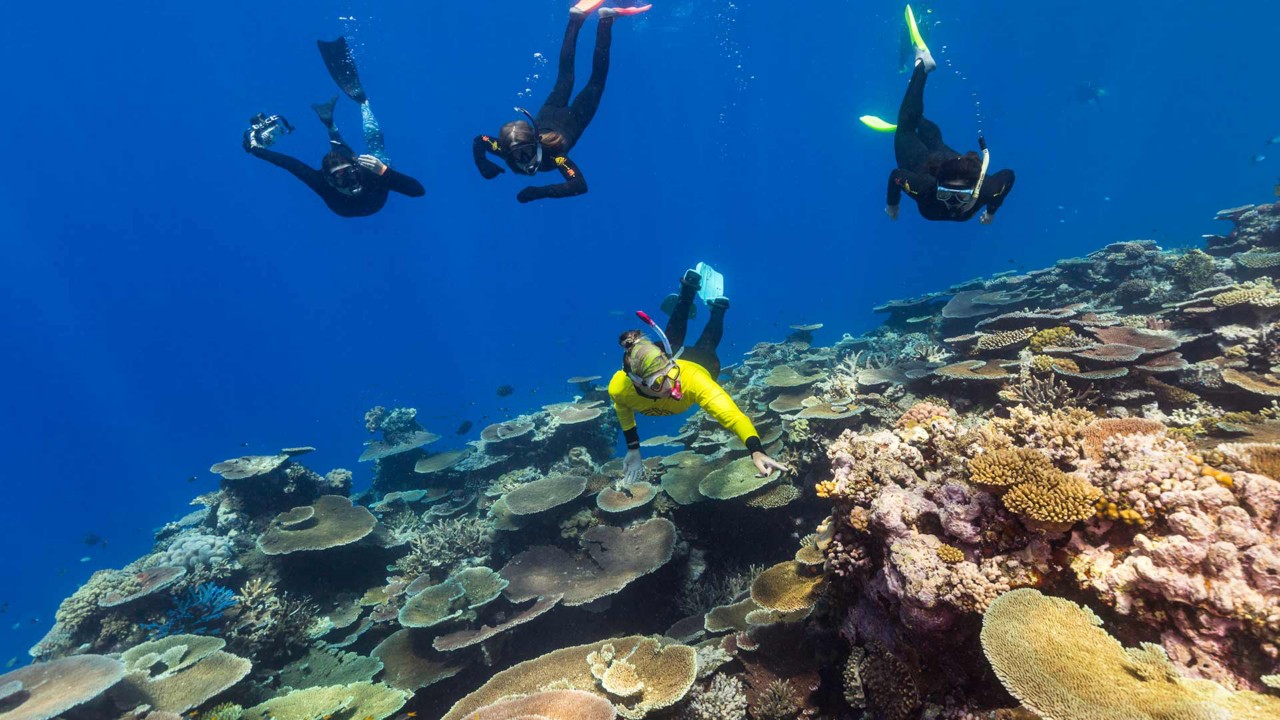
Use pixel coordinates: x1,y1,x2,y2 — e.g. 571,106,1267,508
1254,154,1267,163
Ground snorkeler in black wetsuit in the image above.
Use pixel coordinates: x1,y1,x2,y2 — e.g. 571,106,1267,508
243,37,424,218
472,1,651,203
885,14,1014,224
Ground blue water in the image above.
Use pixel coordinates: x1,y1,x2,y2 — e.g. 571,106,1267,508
0,0,1277,662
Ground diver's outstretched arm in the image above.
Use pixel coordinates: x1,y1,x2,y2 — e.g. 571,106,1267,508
515,156,588,202
472,135,507,179
249,147,331,198
384,168,425,197
978,169,1016,219
887,168,927,209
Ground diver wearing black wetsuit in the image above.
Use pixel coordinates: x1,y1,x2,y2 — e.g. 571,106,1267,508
887,64,1015,223
246,144,424,218
243,36,425,218
473,6,642,202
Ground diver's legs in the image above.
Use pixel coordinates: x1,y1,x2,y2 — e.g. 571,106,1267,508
312,96,346,145
544,14,587,110
360,102,389,164
916,117,945,151
664,271,700,350
568,16,614,131
684,299,726,379
894,65,930,168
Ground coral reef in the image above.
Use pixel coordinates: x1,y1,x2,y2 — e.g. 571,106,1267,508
28,200,1280,719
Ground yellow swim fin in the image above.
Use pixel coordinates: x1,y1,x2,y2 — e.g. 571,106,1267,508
859,115,898,132
905,5,927,53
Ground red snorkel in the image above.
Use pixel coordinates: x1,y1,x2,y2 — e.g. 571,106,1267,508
633,311,683,400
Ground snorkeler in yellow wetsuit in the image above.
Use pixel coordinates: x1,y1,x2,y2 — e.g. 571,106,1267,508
608,268,791,485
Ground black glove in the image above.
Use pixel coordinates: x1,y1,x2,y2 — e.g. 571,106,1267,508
516,186,544,204
477,160,505,180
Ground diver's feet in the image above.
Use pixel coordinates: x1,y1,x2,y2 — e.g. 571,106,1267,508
915,49,936,73
599,4,652,18
681,269,702,291
707,297,730,311
571,0,605,16
311,95,338,126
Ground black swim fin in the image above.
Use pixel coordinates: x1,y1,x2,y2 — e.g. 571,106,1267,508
311,95,338,127
317,37,367,104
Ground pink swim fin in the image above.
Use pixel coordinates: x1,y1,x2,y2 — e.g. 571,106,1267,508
602,4,652,16
572,0,606,14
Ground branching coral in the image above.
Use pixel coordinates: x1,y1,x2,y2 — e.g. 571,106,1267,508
395,516,493,578
686,674,748,720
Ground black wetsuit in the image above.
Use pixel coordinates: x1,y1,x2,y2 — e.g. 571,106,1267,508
887,65,1015,222
249,146,424,218
665,281,726,381
473,14,615,202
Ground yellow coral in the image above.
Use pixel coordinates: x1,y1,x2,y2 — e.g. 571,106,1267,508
1028,326,1079,352
815,480,837,499
750,562,825,613
1002,471,1102,526
936,544,964,564
968,448,1056,488
981,589,1280,720
1212,287,1274,308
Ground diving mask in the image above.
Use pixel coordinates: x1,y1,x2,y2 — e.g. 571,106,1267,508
509,107,543,175
626,310,685,400
937,137,991,213
640,363,683,400
328,162,364,194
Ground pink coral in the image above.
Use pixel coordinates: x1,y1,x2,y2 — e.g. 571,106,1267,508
1068,470,1280,688
825,430,926,505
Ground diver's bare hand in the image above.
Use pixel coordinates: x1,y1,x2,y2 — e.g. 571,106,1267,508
752,451,790,478
885,204,899,221
622,449,644,485
357,155,388,176
979,210,994,224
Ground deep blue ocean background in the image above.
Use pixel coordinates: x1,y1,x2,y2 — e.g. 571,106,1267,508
1,0,1277,663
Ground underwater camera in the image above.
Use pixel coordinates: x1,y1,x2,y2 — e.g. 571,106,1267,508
245,113,295,149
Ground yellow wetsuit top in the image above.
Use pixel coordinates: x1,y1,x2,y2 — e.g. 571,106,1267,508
608,359,759,446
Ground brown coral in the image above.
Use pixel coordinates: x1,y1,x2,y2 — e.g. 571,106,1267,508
1001,472,1101,527
750,562,825,613
967,448,1056,489
976,328,1036,352
256,495,377,555
1028,326,1081,352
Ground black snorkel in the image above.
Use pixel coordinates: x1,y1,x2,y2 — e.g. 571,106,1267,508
510,106,544,176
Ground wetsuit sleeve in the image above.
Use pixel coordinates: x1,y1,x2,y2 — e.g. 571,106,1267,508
887,168,929,207
516,156,588,203
697,381,759,446
981,169,1015,214
251,147,330,197
473,135,506,178
383,168,425,197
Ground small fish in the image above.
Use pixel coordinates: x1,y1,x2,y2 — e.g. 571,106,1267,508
5,657,15,668
9,623,17,631
187,475,197,483
1254,154,1267,163
456,420,473,435
240,441,250,447
79,556,91,563
496,385,515,397
1269,135,1280,144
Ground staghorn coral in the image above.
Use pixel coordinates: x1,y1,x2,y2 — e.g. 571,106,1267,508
989,406,1094,465
999,370,1098,412
395,515,493,578
750,679,801,720
686,673,748,720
